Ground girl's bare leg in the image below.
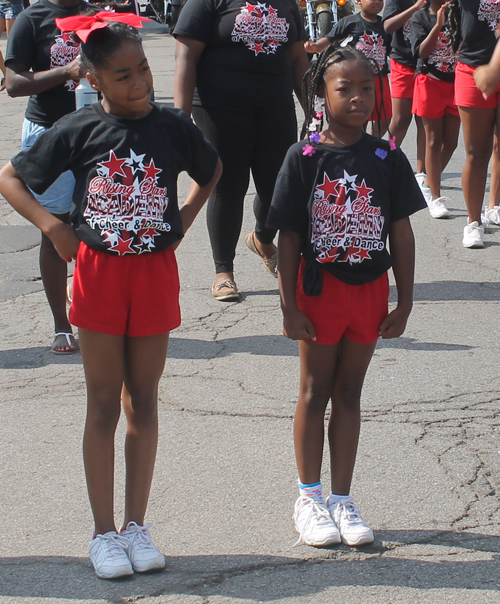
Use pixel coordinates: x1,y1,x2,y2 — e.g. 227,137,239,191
371,119,390,139
416,115,426,174
423,116,444,199
488,128,500,210
121,333,169,527
459,106,496,224
328,337,377,495
440,112,460,172
79,329,125,535
294,340,339,485
389,98,413,146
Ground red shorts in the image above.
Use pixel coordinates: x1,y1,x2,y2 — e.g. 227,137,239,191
296,261,389,345
412,74,459,119
69,243,181,337
369,74,393,122
455,61,500,109
390,59,416,99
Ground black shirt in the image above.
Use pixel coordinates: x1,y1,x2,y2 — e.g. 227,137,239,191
5,0,97,127
411,9,457,82
12,103,219,255
173,0,305,110
326,14,391,75
382,0,418,68
459,0,499,67
267,135,426,286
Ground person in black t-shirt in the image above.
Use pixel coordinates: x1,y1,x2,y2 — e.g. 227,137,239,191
304,0,392,137
0,19,221,579
383,0,427,177
267,44,425,548
448,0,500,245
173,0,310,302
5,0,96,354
411,0,460,219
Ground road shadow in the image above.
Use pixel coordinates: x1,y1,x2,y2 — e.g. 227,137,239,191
0,346,82,369
392,280,500,302
1,530,499,601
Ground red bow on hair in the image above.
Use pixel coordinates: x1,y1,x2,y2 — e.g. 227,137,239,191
55,11,152,43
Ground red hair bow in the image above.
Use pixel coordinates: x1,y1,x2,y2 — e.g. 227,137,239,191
55,11,152,43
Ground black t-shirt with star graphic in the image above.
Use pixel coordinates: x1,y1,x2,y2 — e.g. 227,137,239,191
5,0,97,127
326,14,391,76
11,103,219,255
173,0,305,110
267,134,426,285
382,0,417,68
458,0,499,67
411,9,457,82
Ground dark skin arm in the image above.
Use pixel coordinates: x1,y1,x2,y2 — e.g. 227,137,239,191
173,158,223,250
277,230,317,341
173,36,206,115
474,35,500,97
5,57,85,97
288,40,310,106
418,2,449,60
384,0,427,33
378,216,415,338
0,162,80,261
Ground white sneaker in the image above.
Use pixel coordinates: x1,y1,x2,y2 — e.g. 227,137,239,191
462,221,484,248
89,531,133,579
328,496,374,546
120,522,165,572
418,180,433,206
415,172,426,187
293,496,341,547
428,196,451,219
482,206,500,225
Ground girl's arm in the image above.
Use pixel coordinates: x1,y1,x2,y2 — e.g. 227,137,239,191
6,57,85,97
378,217,415,339
474,37,500,97
0,162,80,261
384,0,427,34
277,230,316,341
418,3,449,59
173,36,206,115
304,36,331,54
175,158,222,248
288,40,310,106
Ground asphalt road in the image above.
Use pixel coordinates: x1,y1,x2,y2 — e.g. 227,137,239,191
1,27,500,604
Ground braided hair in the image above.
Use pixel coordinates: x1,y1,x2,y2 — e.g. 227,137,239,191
448,0,462,53
79,22,142,76
301,41,393,150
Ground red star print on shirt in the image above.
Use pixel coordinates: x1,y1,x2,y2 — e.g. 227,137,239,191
100,150,128,178
109,233,136,256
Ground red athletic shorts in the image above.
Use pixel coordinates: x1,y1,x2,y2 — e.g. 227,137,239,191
69,243,181,337
455,61,500,109
296,261,389,345
368,74,393,122
390,59,416,99
412,74,459,119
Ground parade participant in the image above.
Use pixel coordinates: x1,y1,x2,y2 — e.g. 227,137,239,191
383,0,427,177
4,0,97,353
267,44,426,547
411,0,460,218
304,0,392,137
0,15,221,578
449,0,500,246
173,0,310,301
0,0,23,90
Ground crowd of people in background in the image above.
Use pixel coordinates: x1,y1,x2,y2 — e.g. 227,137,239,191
1,0,500,583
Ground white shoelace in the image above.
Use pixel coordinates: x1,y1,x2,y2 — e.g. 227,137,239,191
123,522,156,552
293,499,333,547
334,497,364,526
96,532,130,557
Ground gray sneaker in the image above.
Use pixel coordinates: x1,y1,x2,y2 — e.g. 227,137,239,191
120,522,165,573
89,531,133,579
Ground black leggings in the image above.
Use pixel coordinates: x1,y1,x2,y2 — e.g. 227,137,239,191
192,105,297,274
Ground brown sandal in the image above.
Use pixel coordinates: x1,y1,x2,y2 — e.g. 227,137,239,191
244,231,277,277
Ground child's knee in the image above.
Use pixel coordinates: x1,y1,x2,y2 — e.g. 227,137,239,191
299,382,332,413
125,393,158,423
87,399,121,431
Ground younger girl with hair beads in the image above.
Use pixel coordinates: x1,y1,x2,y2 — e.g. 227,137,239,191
267,44,426,547
0,14,221,579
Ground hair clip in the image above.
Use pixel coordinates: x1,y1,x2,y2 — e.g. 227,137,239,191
340,35,354,47
303,144,316,156
375,148,387,160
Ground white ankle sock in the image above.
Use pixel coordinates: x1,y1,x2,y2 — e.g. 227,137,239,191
298,480,323,502
328,493,348,506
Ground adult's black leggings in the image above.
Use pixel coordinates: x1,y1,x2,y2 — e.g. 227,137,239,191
192,104,297,274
